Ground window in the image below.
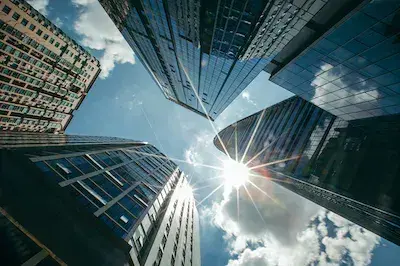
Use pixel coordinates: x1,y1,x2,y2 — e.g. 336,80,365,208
12,12,20,21
21,18,28,26
36,29,43,36
29,24,36,31
2,5,11,14
43,34,49,40
154,248,163,265
49,38,55,44
55,42,60,48
149,213,155,223
120,215,129,223
170,255,175,266
135,235,142,251
56,162,71,174
162,234,167,247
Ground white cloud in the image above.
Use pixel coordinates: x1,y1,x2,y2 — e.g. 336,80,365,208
54,17,63,28
27,0,49,16
241,91,257,107
72,0,96,4
71,0,135,79
202,173,380,266
322,212,380,266
242,91,250,100
211,176,322,246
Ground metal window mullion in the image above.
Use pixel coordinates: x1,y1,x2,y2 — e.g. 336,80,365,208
124,168,181,241
58,159,137,187
144,159,172,184
3,141,143,149
29,144,147,162
21,249,49,266
94,182,140,217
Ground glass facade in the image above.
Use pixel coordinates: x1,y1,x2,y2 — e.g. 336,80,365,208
269,0,400,120
215,96,400,245
0,132,188,246
26,141,179,240
99,0,331,119
0,132,201,265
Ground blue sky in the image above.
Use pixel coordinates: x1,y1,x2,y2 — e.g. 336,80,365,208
29,1,400,265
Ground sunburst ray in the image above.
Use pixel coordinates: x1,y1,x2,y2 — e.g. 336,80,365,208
249,156,300,170
244,130,292,166
127,150,223,171
191,175,223,188
235,125,238,162
240,109,266,163
249,173,295,185
193,182,222,192
243,184,266,224
176,58,231,160
138,103,165,152
247,180,285,210
197,184,224,207
236,188,240,222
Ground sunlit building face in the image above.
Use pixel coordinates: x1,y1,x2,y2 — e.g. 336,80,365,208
0,0,100,133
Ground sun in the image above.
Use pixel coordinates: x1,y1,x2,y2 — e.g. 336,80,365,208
223,159,250,188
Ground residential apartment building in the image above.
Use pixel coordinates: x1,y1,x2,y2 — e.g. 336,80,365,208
99,0,334,120
266,0,400,121
214,96,400,245
0,0,100,133
0,132,200,265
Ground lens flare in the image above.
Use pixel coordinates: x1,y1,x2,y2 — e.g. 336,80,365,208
223,159,250,188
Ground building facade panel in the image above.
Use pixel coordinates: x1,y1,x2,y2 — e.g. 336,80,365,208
214,96,400,245
1,132,200,265
99,0,333,119
0,0,100,133
267,0,400,120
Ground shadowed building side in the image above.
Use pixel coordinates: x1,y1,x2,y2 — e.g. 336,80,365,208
214,96,400,245
0,132,200,265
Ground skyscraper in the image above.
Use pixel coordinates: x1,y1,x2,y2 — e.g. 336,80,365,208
0,132,200,265
214,96,400,245
99,0,335,120
266,0,400,121
0,0,101,133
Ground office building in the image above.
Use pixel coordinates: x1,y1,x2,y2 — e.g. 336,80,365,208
99,0,333,120
0,0,101,133
214,96,400,245
266,0,400,121
0,132,200,265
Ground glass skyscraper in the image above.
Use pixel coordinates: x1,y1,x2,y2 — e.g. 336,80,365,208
214,96,400,245
99,0,334,120
266,0,400,121
0,132,200,265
